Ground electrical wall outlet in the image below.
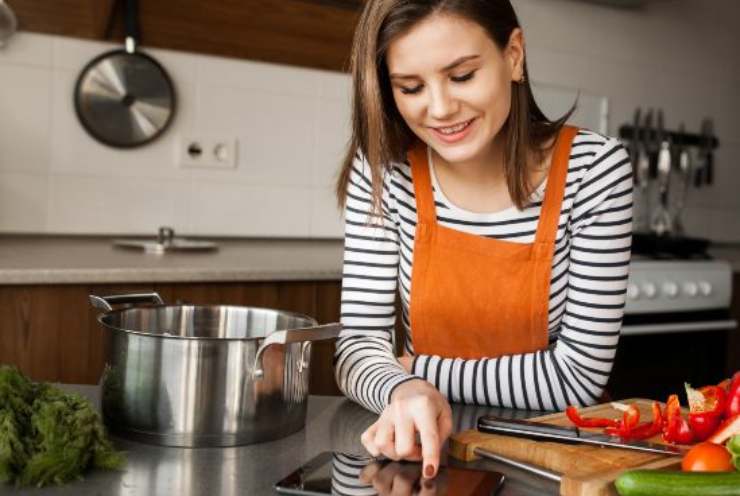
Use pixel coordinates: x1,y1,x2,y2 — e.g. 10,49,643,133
177,136,238,169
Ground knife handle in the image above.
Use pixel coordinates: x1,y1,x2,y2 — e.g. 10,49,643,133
705,152,713,185
477,416,580,439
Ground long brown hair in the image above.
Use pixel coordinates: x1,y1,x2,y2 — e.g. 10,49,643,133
336,0,575,216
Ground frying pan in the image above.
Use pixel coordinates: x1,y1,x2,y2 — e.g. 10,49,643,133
74,0,175,148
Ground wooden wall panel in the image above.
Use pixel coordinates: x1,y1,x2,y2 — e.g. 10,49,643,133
9,0,360,72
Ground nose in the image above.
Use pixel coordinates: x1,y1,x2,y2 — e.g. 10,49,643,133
427,84,458,120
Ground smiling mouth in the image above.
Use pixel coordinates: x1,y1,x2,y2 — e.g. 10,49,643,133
432,118,475,135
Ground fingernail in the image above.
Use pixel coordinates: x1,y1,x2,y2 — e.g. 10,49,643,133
424,464,435,478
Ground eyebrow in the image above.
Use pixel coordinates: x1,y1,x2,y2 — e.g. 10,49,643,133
389,54,480,80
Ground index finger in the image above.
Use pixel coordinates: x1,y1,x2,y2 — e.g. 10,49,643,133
413,408,441,479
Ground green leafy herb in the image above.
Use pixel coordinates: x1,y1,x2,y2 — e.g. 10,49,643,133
0,365,125,487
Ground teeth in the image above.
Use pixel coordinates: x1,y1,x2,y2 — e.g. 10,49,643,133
437,120,471,135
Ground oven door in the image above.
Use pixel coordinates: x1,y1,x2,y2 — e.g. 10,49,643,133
621,309,738,335
607,309,738,400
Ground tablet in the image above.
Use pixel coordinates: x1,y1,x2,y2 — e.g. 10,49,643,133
275,451,505,496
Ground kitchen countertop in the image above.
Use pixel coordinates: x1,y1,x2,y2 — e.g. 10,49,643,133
1,235,739,286
0,236,344,284
0,385,559,496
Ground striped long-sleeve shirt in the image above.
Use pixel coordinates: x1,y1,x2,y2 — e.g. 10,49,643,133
334,129,634,414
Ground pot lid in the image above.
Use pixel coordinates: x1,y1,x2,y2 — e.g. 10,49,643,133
113,226,217,254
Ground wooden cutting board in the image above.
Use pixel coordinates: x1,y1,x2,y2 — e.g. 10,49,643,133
449,398,685,496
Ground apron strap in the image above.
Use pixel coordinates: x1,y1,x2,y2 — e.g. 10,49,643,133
408,125,578,235
534,125,579,245
408,143,437,226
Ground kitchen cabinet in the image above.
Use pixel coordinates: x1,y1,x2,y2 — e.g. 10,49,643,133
9,0,360,72
0,280,343,395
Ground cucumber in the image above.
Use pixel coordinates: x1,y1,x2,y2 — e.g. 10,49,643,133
615,470,740,496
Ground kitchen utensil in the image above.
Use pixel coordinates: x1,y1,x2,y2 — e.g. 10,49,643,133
477,416,684,455
0,0,17,48
89,292,342,447
702,118,714,185
649,110,673,236
473,447,561,482
74,0,175,148
449,399,684,496
629,108,641,183
643,109,658,179
670,124,692,236
113,226,218,253
634,109,651,232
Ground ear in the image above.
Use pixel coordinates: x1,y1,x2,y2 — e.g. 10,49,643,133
505,28,526,82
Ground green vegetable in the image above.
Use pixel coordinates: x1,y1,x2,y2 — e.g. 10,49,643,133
0,366,33,484
0,365,124,487
615,470,740,496
728,435,740,471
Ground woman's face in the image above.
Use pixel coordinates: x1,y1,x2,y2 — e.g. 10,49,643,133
386,13,524,165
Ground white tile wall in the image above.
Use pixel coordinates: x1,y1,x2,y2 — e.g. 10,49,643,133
0,0,738,240
46,175,191,235
0,172,48,232
0,64,51,174
188,181,312,237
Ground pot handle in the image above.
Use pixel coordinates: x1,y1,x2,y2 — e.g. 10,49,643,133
89,292,165,312
253,322,342,379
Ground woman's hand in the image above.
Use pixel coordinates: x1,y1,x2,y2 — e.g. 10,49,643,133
360,379,453,479
359,460,445,495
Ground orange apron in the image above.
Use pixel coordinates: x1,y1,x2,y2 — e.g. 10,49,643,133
408,125,578,360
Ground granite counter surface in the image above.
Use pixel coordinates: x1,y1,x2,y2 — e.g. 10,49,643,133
0,236,344,284
0,385,558,496
1,235,738,286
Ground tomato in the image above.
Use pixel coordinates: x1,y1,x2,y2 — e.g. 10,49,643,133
681,442,734,472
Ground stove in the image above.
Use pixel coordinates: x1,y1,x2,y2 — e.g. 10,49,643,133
606,241,736,400
623,257,736,335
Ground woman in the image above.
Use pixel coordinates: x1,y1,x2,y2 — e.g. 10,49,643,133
334,0,633,479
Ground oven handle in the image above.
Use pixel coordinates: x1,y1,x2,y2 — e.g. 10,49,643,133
621,319,738,336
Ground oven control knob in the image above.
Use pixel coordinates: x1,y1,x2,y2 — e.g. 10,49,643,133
683,282,699,297
662,282,679,298
641,282,657,299
627,284,640,300
698,281,713,297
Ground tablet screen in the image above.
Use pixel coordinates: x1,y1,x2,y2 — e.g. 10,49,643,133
275,452,505,496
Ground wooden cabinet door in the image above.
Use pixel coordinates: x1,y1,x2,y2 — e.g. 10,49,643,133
0,281,343,395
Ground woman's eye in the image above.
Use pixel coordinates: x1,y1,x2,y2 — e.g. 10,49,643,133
399,85,423,95
451,71,475,83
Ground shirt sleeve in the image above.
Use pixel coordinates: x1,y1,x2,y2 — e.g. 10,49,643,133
410,137,634,410
333,153,416,414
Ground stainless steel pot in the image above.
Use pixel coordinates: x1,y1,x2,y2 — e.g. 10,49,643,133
89,292,342,447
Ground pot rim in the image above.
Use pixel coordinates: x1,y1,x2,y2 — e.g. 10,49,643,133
96,304,319,341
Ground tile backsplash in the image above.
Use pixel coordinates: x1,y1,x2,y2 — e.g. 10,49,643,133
0,0,738,240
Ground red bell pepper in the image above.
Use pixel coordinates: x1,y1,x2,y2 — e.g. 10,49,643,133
708,414,740,444
724,372,740,419
565,405,619,428
662,394,695,444
604,402,640,438
685,383,727,442
605,402,662,440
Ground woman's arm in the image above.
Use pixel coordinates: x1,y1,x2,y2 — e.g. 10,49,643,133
334,155,416,414
409,138,634,410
